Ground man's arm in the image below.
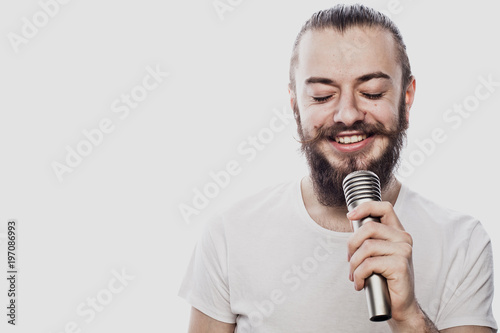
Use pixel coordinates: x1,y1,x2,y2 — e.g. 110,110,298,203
441,326,495,333
388,304,494,332
188,307,235,333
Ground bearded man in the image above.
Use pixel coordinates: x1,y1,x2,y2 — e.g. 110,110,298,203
179,4,497,332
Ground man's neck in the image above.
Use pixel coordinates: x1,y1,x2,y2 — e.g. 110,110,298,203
300,175,401,232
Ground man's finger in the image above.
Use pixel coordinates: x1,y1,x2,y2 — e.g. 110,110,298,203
347,201,404,229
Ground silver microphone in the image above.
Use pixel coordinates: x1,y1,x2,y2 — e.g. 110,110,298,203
342,170,392,322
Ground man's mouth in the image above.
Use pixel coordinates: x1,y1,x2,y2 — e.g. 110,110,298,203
333,134,368,144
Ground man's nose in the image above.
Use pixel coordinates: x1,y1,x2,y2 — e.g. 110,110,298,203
332,92,365,127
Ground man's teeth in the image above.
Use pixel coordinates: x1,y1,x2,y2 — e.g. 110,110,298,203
334,134,367,144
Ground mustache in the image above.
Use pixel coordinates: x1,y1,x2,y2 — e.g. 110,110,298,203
298,121,397,146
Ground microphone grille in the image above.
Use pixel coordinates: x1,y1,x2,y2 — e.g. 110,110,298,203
342,170,382,210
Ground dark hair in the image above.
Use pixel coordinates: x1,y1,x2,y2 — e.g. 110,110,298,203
289,4,412,91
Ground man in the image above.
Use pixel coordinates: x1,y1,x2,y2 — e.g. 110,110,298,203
179,4,497,332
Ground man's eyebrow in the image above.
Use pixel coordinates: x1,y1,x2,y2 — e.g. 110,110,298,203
304,72,392,86
356,71,392,83
304,77,338,86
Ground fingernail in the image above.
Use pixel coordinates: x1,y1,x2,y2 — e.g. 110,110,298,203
347,210,355,219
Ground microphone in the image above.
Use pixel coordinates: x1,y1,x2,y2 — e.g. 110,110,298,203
342,170,392,322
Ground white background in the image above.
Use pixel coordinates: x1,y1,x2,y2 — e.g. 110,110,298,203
0,0,498,331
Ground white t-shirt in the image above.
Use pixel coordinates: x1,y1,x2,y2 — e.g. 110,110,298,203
179,180,497,332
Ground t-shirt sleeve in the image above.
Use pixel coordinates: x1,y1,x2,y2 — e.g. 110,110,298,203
178,215,236,324
436,221,497,331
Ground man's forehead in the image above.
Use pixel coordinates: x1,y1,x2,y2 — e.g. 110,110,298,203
302,27,375,53
296,26,399,80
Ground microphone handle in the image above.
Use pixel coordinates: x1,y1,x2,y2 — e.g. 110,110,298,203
352,215,392,322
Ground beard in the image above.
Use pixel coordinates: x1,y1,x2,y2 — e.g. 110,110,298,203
294,96,408,207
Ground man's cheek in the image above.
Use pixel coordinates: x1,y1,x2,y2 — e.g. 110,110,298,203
371,137,391,156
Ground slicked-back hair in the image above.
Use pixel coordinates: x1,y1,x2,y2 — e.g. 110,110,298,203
289,4,412,92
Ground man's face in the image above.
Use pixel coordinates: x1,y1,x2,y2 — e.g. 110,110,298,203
291,26,414,207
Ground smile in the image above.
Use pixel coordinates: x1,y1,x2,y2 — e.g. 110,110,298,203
328,132,375,153
334,134,367,144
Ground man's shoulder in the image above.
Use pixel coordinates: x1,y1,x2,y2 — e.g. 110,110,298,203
224,180,298,216
205,179,300,230
398,183,482,236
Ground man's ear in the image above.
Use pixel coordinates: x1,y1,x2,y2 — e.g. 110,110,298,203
404,77,416,125
288,83,296,110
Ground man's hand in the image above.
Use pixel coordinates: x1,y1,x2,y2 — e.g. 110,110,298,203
346,201,432,331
